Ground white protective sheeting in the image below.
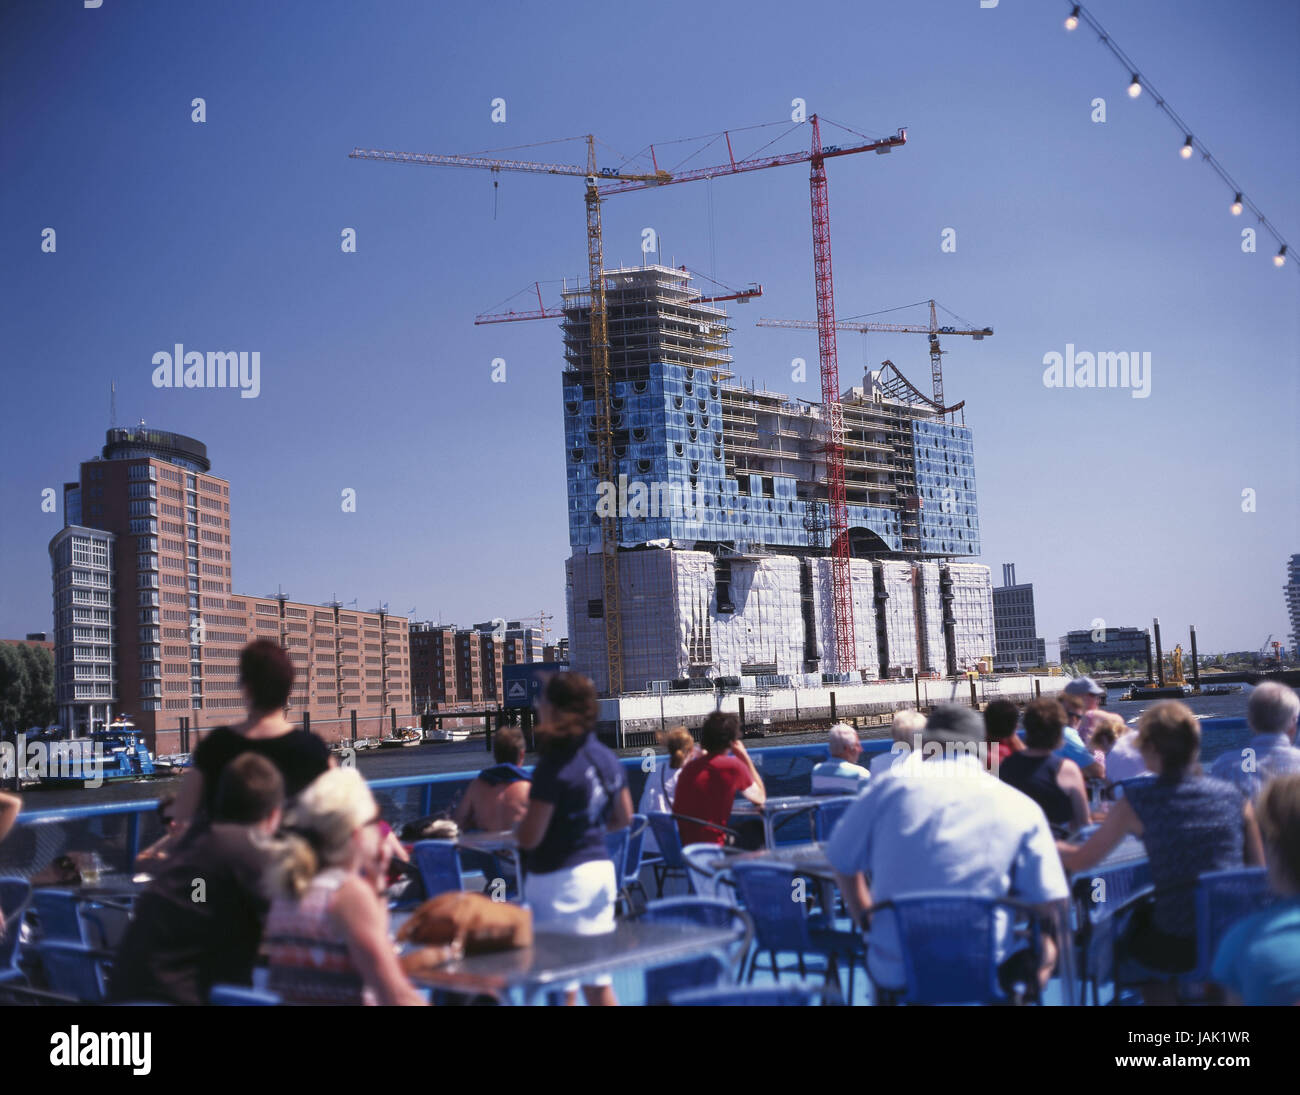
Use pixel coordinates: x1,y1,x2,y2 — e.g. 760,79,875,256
943,562,995,671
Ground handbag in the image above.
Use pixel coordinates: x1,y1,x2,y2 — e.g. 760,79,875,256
397,890,533,956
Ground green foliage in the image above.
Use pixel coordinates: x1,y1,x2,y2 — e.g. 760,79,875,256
0,643,56,731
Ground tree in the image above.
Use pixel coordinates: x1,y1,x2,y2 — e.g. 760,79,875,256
0,643,55,731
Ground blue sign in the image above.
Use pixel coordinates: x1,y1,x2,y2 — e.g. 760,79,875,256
502,662,565,710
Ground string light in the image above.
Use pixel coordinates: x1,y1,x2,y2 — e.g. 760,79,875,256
1061,2,1295,273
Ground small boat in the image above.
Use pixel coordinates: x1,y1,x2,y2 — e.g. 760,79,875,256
1123,684,1189,701
154,752,193,772
379,727,423,748
1198,684,1242,696
425,727,472,744
34,716,157,787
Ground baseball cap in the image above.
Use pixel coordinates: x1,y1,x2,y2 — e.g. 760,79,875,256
923,704,985,745
1063,676,1105,697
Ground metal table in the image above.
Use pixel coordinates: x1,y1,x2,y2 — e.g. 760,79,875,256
730,795,828,848
404,920,743,1004
733,841,839,918
456,830,524,900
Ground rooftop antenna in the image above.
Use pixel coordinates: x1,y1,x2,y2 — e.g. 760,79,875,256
109,381,116,428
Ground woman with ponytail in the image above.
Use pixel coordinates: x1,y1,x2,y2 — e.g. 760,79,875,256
515,672,632,1006
263,767,425,1006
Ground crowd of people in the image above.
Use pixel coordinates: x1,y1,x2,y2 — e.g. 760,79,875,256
25,632,1298,1007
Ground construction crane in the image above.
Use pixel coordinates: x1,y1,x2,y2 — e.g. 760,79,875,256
351,137,664,696
351,118,907,682
474,269,762,325
757,300,993,407
593,117,908,675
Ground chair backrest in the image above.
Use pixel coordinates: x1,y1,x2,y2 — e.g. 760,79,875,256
623,814,648,887
410,841,465,900
639,897,753,1004
604,828,630,883
0,878,32,973
729,862,814,955
1195,867,1276,977
813,798,854,842
31,889,110,947
645,813,689,872
874,892,1041,1005
37,940,109,1002
210,983,282,1006
1073,858,1154,927
668,981,842,1006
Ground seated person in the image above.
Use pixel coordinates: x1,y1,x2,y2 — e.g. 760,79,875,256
1213,773,1300,1005
1057,694,1104,780
870,710,926,778
264,767,426,1005
998,699,1090,835
810,724,871,794
673,712,765,846
638,726,697,854
1060,702,1263,998
133,794,179,870
453,725,531,831
828,705,1068,997
1210,681,1300,801
1104,725,1150,785
109,754,284,1005
983,699,1024,773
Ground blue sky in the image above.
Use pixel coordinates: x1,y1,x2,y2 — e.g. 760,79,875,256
2,0,1297,656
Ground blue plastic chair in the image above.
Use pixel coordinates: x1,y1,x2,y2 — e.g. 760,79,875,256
645,813,737,896
605,815,650,913
410,840,465,899
210,983,282,1006
1071,857,1154,1005
1194,867,1276,981
36,940,112,1002
638,897,753,1005
868,893,1045,1006
668,980,844,1006
729,861,862,999
31,889,115,948
0,878,32,985
813,797,854,842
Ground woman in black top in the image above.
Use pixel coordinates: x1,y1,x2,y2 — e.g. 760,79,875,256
998,697,1091,835
172,641,332,831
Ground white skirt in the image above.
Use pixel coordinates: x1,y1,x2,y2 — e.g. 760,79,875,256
527,858,618,936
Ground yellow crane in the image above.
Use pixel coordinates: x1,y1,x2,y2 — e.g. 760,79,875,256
350,139,666,696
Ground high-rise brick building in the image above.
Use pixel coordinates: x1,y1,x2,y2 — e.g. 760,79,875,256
49,426,409,750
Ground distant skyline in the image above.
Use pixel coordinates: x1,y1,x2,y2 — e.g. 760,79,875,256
2,0,1297,658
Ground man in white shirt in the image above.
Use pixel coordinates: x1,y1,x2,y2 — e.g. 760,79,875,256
868,709,927,778
810,723,871,795
1210,682,1300,800
828,705,1069,996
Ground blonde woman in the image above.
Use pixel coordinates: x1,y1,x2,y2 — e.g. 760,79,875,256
263,767,426,1006
638,726,697,853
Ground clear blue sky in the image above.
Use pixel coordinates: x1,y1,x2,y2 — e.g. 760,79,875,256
2,0,1297,657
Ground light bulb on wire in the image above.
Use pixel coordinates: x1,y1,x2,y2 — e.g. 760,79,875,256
1128,75,1142,99
1065,6,1080,31
1180,137,1194,160
1275,246,1288,268
1231,194,1243,216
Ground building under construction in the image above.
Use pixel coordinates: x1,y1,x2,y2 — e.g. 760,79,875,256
561,265,994,694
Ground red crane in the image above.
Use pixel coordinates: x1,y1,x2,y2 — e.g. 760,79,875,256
600,117,906,674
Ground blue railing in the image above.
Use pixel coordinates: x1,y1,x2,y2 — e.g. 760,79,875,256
4,718,1253,877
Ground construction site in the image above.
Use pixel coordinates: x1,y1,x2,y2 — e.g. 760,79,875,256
352,118,1064,725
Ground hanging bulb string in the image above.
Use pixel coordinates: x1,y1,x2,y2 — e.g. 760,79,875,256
1061,1,1294,272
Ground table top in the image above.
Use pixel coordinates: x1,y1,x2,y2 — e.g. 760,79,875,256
730,794,832,816
733,841,837,880
73,872,152,899
405,920,741,998
456,830,519,853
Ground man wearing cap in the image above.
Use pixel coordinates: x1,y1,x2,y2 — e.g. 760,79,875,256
1057,679,1105,780
827,705,1069,998
810,724,872,795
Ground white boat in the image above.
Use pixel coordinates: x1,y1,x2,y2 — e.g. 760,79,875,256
425,727,472,743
